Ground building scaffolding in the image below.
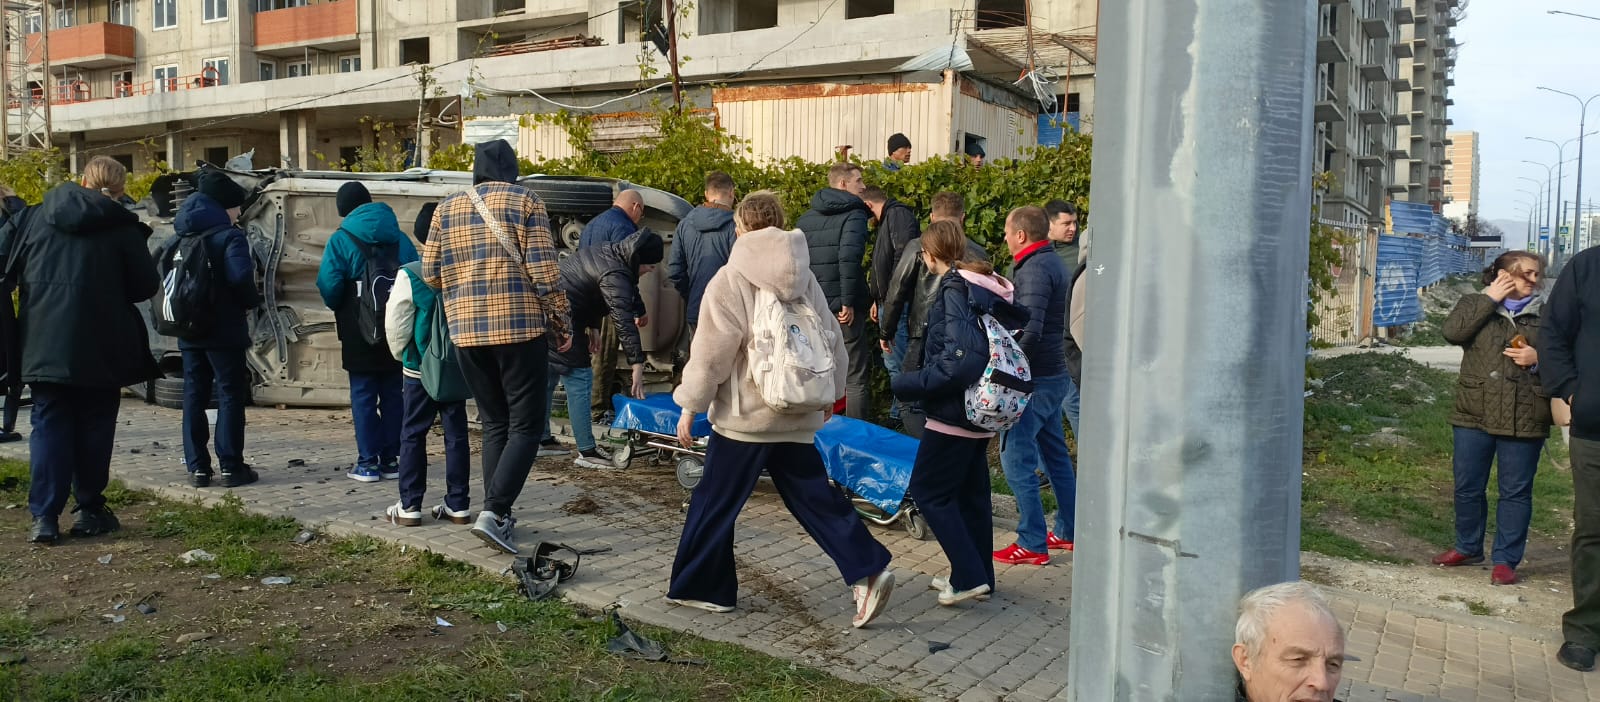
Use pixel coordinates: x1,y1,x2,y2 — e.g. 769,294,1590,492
2,0,50,159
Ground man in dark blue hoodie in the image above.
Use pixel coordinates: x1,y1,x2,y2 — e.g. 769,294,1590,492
317,181,419,484
579,189,644,249
666,171,735,360
796,162,873,419
174,169,263,488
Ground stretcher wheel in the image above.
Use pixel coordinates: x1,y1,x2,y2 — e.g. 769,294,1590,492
612,439,635,469
675,456,704,491
904,508,933,541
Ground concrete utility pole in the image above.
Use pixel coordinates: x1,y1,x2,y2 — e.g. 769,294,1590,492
1067,0,1314,699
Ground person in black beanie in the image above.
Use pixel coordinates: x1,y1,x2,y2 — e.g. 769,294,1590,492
172,168,262,488
884,133,911,172
337,181,373,218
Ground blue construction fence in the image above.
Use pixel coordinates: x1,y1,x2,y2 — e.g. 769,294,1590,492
1372,201,1477,328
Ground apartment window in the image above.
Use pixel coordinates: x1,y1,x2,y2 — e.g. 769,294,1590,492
202,57,231,85
698,0,776,33
112,70,134,97
338,55,361,73
399,38,430,65
204,0,229,22
975,0,1025,29
286,61,310,78
338,146,360,169
110,0,134,25
54,5,74,29
154,0,177,29
846,0,893,19
255,0,306,10
23,11,39,34
618,0,661,44
204,147,230,165
258,61,276,81
155,64,180,93
112,155,135,172
492,0,525,12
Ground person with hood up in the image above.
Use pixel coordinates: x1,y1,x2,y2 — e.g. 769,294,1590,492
317,181,418,483
381,202,472,527
795,161,873,419
891,220,1024,605
665,171,736,359
668,191,896,628
173,169,263,489
1431,251,1551,588
5,156,160,544
422,139,570,556
0,184,31,445
541,230,664,469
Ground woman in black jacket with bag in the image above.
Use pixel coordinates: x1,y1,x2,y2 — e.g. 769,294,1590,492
891,221,1027,605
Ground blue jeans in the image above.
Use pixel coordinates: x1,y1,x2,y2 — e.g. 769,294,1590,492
349,371,402,469
181,348,250,474
881,315,909,420
28,384,119,518
1060,373,1081,439
543,366,596,451
1451,426,1544,568
999,373,1077,551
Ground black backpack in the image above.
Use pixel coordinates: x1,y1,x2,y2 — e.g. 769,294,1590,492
153,228,224,339
343,234,400,347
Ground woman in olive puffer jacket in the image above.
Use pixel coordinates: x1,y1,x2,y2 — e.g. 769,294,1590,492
1432,251,1551,586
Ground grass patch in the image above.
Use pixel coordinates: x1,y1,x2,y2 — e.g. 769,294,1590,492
1300,524,1405,564
149,493,299,577
1303,353,1574,558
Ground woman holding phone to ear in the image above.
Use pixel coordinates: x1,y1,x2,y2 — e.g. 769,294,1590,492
1432,251,1552,586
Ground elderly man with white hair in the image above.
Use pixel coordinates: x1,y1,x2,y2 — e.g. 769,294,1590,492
1232,581,1349,702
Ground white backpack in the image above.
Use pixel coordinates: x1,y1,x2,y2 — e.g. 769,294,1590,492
964,313,1034,431
747,287,837,414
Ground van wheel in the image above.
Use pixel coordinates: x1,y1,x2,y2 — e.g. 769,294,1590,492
153,377,186,410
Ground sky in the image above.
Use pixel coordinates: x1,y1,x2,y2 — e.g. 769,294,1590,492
1454,1,1600,248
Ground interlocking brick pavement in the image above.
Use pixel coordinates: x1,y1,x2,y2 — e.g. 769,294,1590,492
7,400,1600,701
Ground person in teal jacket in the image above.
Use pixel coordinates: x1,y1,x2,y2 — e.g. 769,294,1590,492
316,182,419,483
382,202,470,526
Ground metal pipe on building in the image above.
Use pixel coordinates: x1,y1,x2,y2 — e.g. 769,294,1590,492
1067,0,1314,698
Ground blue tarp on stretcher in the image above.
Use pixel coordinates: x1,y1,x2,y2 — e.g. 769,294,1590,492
610,394,710,437
814,415,917,516
608,395,916,516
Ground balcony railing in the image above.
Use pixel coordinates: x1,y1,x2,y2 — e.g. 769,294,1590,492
26,22,136,69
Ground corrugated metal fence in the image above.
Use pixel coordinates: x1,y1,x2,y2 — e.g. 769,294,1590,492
1370,201,1478,329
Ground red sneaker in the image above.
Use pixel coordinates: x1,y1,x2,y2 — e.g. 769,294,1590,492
1046,532,1075,551
1491,565,1519,586
1431,549,1484,567
993,543,1050,565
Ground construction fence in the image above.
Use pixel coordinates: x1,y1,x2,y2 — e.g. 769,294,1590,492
1310,201,1480,347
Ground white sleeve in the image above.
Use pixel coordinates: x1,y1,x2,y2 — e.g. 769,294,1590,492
385,272,417,361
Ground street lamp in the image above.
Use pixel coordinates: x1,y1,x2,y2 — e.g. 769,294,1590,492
1522,160,1557,243
1549,10,1600,22
1518,177,1548,254
1537,86,1600,252
1526,132,1596,265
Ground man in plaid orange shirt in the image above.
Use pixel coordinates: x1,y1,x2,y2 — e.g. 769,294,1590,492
422,139,571,555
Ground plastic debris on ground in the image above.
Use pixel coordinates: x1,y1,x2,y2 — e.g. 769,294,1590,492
175,632,212,645
928,641,951,653
97,554,113,565
292,530,315,545
179,549,216,564
604,606,704,665
434,616,453,628
102,614,126,624
260,576,293,586
496,622,508,633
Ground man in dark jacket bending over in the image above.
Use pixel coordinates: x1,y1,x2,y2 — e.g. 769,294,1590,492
175,170,263,489
666,171,736,361
796,161,872,419
862,185,920,422
542,231,664,469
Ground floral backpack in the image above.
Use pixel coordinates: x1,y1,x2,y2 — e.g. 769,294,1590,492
964,313,1035,431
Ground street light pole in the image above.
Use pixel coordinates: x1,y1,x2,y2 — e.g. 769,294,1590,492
1522,160,1557,254
1549,10,1600,22
1518,177,1548,255
1538,87,1600,252
1069,0,1312,698
1528,133,1595,266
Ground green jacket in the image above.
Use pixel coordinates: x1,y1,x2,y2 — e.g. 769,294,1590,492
1443,293,1552,438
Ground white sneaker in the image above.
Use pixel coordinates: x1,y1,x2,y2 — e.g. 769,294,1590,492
536,439,572,457
431,504,472,525
928,576,991,601
851,569,895,629
937,582,992,606
385,501,423,527
666,597,735,613
470,511,518,554
574,447,613,470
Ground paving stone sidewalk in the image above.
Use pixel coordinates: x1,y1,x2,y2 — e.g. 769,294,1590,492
7,401,1600,701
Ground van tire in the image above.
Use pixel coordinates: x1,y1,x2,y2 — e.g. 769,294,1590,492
153,377,186,410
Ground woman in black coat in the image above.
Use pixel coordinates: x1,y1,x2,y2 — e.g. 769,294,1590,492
891,221,1027,605
10,157,160,544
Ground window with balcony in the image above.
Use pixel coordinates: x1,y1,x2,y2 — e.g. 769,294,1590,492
155,64,179,93
698,0,776,34
847,0,893,19
54,5,74,29
975,0,1025,29
618,1,662,45
111,0,134,25
203,57,231,85
155,0,177,29
286,61,310,78
205,0,229,22
259,61,276,81
23,12,40,34
338,55,360,73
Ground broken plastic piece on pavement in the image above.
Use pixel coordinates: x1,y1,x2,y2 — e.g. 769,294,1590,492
179,549,216,564
260,576,293,586
928,641,951,654
287,458,306,467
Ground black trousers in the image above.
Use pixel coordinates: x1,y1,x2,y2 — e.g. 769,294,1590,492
668,432,892,608
458,337,549,517
909,428,996,592
1567,436,1600,648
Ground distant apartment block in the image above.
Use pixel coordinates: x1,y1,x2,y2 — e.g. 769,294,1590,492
2,0,1102,174
1391,0,1459,213
1442,129,1477,221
